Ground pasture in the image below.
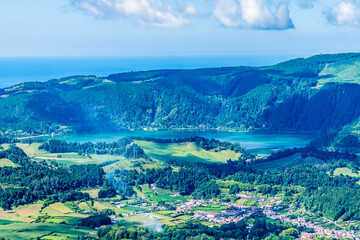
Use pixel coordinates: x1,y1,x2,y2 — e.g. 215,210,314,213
135,140,241,164
16,143,125,166
0,223,94,240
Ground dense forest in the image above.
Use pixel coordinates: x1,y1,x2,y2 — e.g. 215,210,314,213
0,146,105,209
2,53,360,139
38,138,145,158
95,219,303,240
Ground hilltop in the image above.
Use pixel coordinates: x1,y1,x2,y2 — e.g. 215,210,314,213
1,53,360,137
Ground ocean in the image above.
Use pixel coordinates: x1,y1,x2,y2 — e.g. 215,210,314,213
0,55,300,88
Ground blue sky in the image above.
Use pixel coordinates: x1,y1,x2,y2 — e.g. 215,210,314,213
0,0,360,57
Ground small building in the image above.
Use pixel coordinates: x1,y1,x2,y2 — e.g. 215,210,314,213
207,213,222,218
221,210,237,216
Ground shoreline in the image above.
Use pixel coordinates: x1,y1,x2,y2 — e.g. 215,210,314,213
14,128,318,140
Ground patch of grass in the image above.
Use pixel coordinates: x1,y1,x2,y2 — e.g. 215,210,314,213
17,143,123,166
244,199,258,207
140,184,151,192
0,158,18,168
318,57,360,86
118,215,154,227
42,203,73,215
133,186,146,198
81,189,100,198
135,140,241,164
156,195,187,202
149,212,175,225
0,219,22,225
102,158,134,172
45,216,84,225
236,199,247,205
333,167,360,177
77,202,92,212
98,202,129,214
0,203,43,223
16,143,43,157
0,223,92,240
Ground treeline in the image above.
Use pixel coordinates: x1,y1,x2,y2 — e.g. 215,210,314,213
229,165,357,190
38,138,145,158
0,136,13,144
0,146,104,209
264,147,358,164
311,132,360,150
115,159,359,200
120,160,251,199
128,166,215,197
97,218,303,240
298,187,360,221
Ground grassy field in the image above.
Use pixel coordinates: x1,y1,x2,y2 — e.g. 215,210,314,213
138,184,187,202
118,215,158,227
42,203,73,215
0,219,22,225
0,203,43,222
15,143,127,166
253,153,325,172
103,157,134,172
0,143,10,150
0,158,18,167
333,167,360,177
135,140,241,164
0,223,94,240
149,212,176,225
318,58,360,86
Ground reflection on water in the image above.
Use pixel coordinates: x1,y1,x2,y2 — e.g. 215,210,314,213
44,130,316,155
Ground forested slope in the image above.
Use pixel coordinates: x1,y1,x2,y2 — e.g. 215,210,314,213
1,53,360,135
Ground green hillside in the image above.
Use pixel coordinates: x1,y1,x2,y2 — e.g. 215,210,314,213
2,53,360,137
318,56,360,86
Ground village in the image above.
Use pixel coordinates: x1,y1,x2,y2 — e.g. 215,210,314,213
108,192,360,239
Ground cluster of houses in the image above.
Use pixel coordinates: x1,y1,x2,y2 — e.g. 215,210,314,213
193,209,257,225
264,206,360,239
177,196,360,239
107,191,360,239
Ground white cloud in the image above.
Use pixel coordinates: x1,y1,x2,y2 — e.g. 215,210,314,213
71,0,197,28
214,0,294,30
327,1,360,26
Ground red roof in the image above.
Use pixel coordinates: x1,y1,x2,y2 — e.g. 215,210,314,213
209,213,221,216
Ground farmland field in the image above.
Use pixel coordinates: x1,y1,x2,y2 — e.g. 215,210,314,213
0,223,94,240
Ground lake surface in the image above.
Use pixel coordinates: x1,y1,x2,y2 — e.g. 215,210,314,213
0,55,300,88
47,130,316,155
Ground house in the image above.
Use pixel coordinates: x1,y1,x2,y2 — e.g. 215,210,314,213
221,210,237,216
207,213,222,218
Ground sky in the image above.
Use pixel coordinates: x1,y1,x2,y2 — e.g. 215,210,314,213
0,0,360,57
